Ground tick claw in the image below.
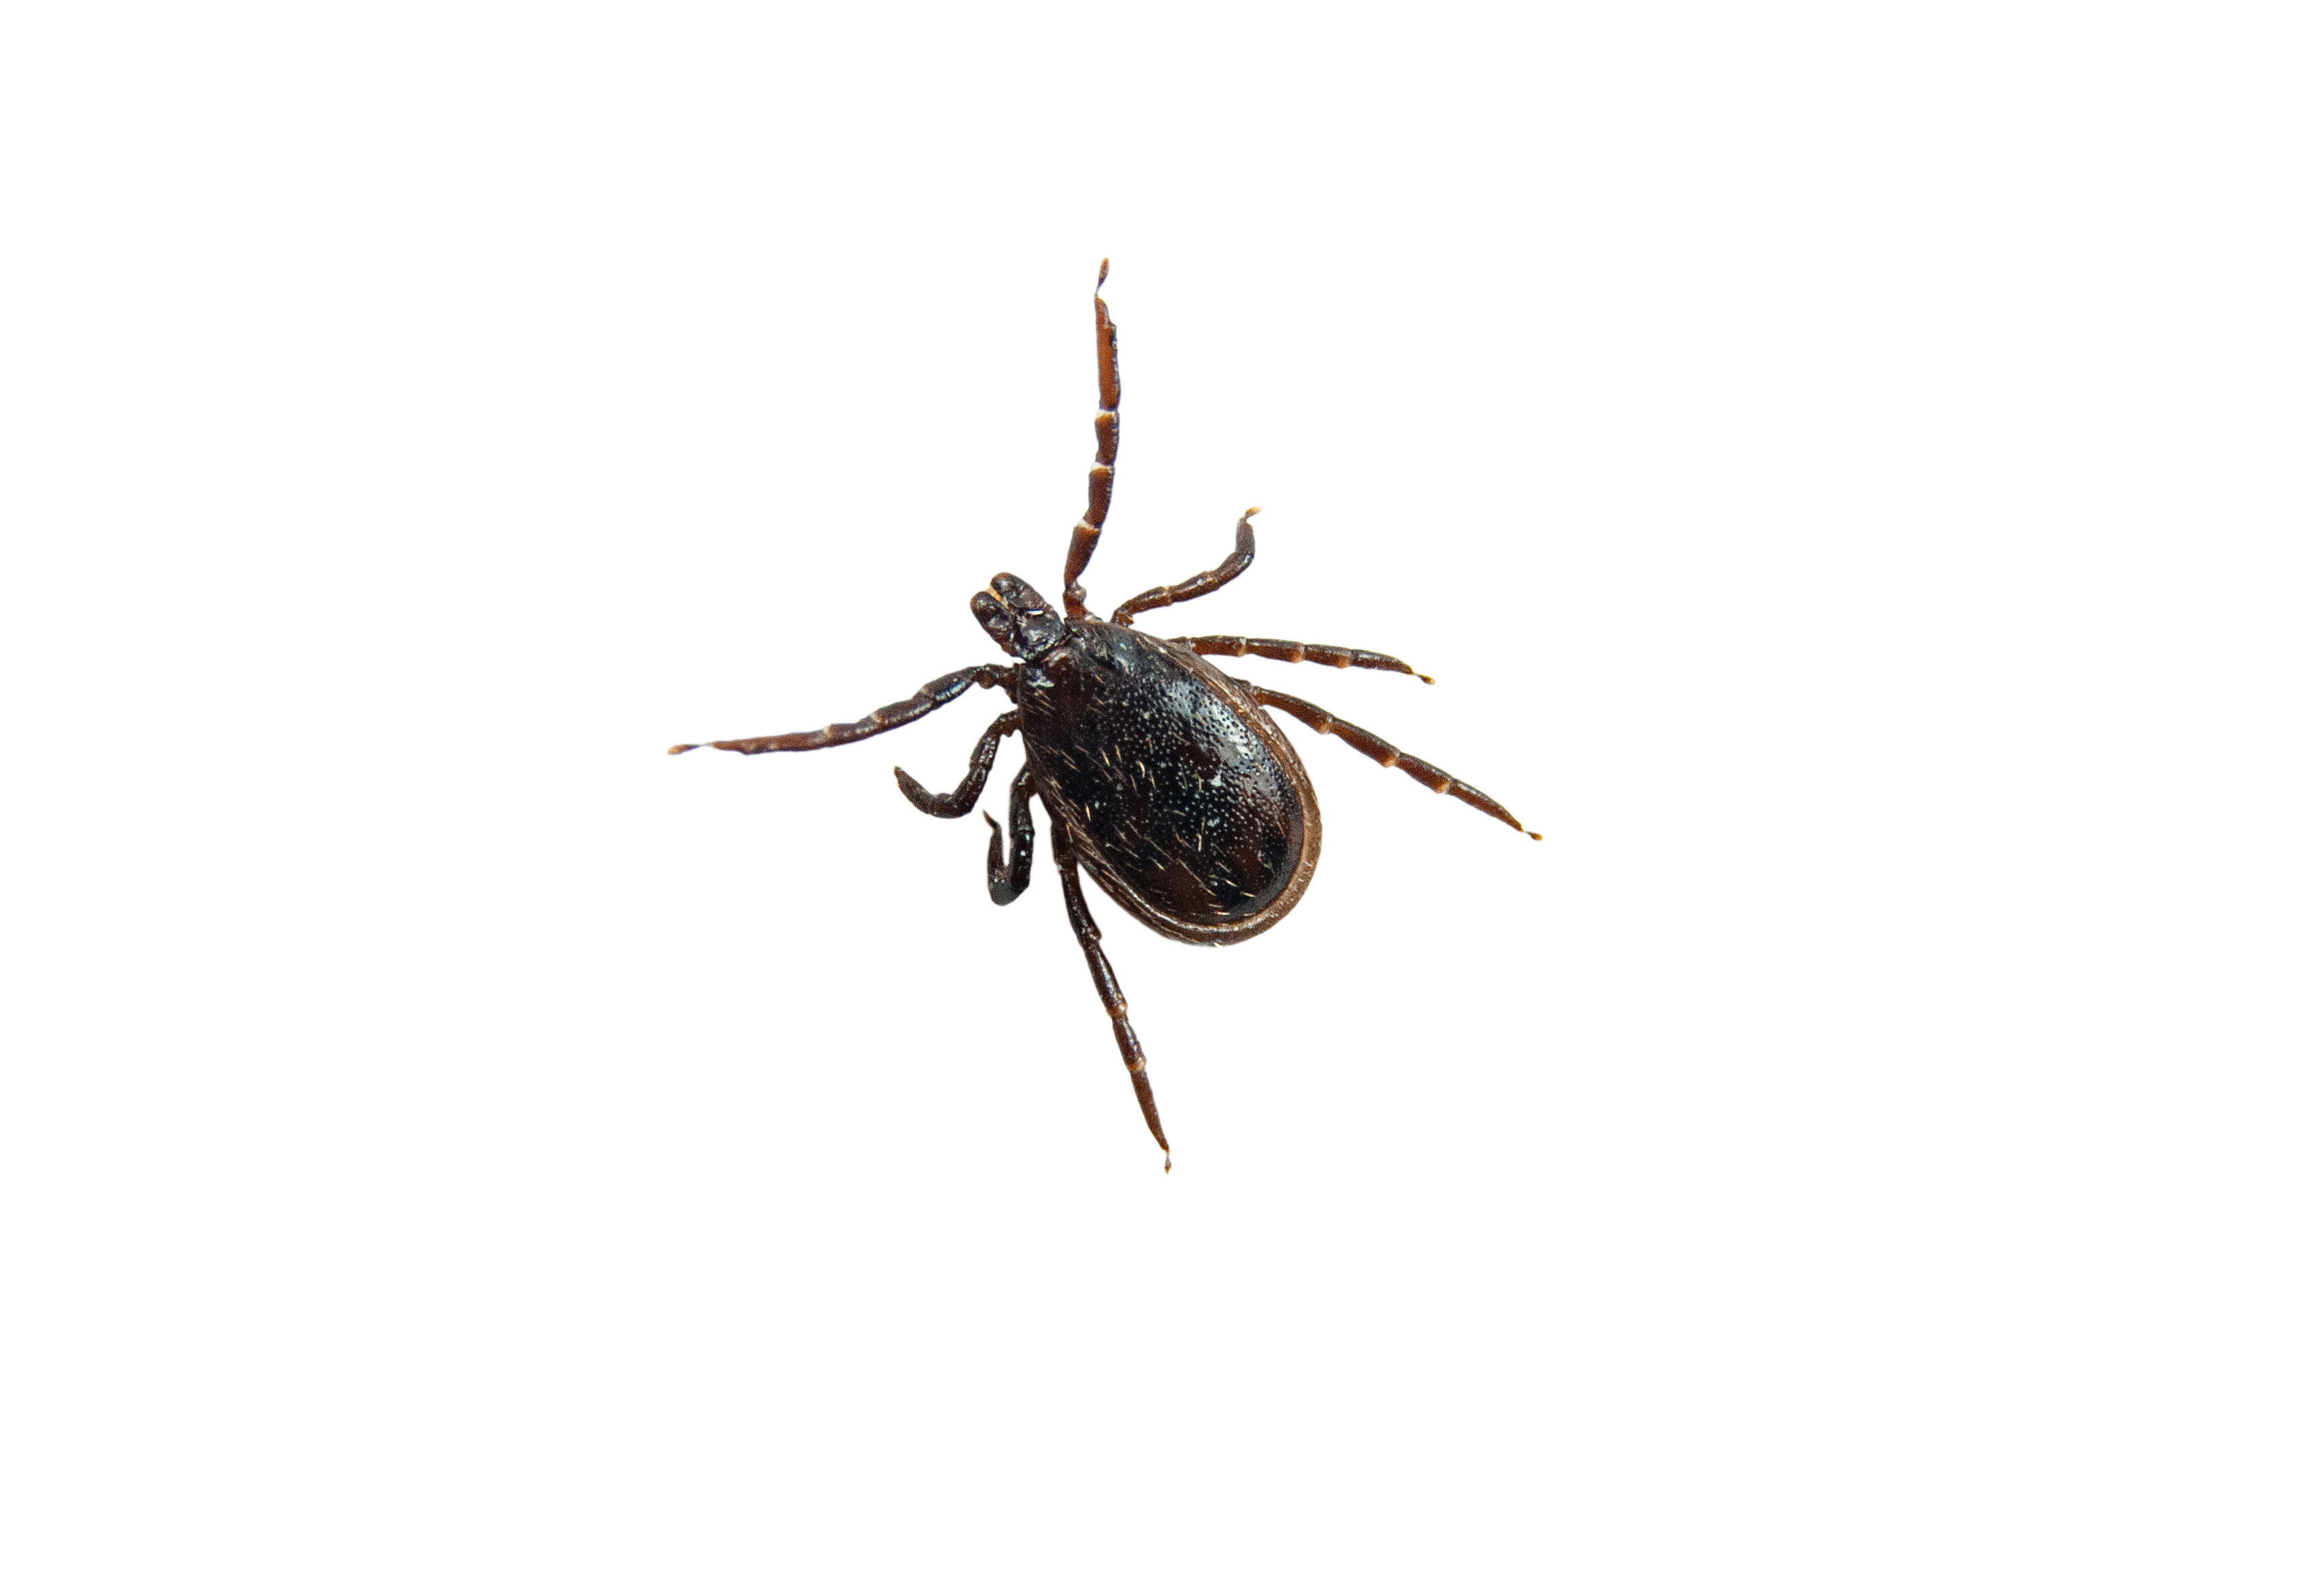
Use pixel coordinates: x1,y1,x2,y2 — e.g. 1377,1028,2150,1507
668,743,697,755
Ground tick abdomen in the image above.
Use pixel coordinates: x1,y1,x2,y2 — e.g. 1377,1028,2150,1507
1020,622,1316,941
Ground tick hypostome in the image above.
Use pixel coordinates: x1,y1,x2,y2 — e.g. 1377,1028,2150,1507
670,260,1539,1169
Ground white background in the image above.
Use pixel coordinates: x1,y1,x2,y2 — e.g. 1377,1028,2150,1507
4,3,2319,1564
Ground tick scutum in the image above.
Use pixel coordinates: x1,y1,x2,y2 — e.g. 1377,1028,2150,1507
1020,620,1320,945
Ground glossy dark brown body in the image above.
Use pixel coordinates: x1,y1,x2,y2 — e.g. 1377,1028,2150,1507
670,260,1536,1169
1020,621,1320,945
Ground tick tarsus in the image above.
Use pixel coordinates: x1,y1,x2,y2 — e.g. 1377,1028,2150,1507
670,261,1537,1165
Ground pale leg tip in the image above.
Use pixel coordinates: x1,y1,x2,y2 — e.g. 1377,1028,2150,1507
668,743,697,755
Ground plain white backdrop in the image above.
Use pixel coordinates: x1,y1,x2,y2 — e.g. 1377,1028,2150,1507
4,3,2319,1563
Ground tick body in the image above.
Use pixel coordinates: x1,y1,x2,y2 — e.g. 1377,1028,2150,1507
672,262,1538,1169
1020,617,1320,943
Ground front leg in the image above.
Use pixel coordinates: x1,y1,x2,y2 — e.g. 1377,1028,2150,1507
668,665,1013,755
1056,843,1171,1170
1061,260,1121,621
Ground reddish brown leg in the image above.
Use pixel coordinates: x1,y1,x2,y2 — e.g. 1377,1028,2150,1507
1245,683,1542,839
1056,845,1171,1170
1176,634,1433,682
895,711,1020,818
981,763,1038,906
1111,508,1259,626
1061,259,1121,622
668,665,1011,755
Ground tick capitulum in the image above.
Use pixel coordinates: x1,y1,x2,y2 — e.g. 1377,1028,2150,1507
671,260,1538,1170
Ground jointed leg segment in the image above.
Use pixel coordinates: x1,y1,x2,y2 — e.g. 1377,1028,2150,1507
1176,634,1431,682
1111,509,1259,625
668,665,1013,755
1057,845,1171,1170
1061,260,1121,622
982,764,1038,906
895,711,1021,818
1245,683,1542,839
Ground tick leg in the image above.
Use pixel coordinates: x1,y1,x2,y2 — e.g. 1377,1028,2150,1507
895,711,1021,818
1244,683,1543,840
1056,845,1171,1170
1175,634,1431,682
1110,508,1259,626
1061,259,1121,622
668,665,1012,755
981,763,1038,905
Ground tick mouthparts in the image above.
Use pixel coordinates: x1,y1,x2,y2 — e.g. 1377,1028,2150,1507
973,573,1064,659
987,571,1049,611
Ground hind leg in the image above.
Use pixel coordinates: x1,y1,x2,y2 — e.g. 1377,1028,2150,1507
1055,841,1171,1170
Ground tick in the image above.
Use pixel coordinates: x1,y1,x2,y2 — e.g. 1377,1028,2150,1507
671,261,1538,1169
